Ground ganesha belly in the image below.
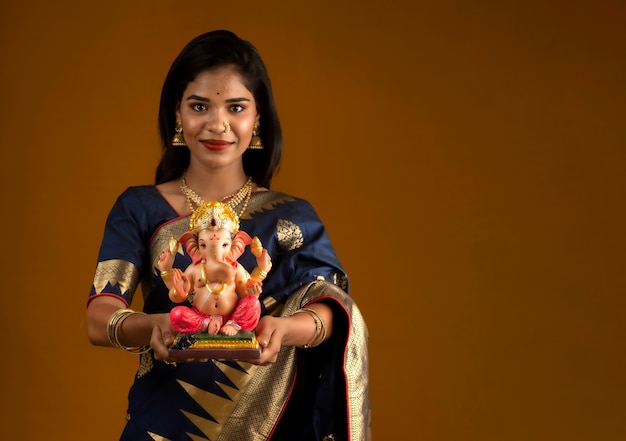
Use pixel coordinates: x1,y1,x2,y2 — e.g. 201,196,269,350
159,201,271,360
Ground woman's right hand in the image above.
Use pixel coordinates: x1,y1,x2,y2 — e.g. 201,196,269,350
86,296,178,361
150,312,178,361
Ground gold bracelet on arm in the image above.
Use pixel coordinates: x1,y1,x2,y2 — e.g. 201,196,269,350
250,267,268,281
292,307,327,348
106,308,151,354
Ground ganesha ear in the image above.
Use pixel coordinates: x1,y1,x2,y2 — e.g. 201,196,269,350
234,231,253,245
179,231,194,243
179,231,201,263
226,231,253,262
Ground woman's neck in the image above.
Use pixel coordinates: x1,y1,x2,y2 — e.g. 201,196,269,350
183,165,249,202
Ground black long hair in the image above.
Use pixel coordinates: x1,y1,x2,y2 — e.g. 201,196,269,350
155,30,282,188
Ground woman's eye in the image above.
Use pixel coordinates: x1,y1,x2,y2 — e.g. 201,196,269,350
229,104,244,113
191,103,207,112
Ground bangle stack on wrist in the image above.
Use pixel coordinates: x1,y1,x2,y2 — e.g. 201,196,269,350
107,308,151,354
292,307,327,348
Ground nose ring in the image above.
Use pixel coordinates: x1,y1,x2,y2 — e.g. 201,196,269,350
222,121,231,134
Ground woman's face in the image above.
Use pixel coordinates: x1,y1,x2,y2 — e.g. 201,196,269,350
177,66,258,171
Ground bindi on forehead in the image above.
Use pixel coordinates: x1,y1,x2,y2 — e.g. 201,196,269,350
213,85,233,96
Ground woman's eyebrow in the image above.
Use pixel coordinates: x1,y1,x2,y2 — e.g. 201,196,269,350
225,97,251,103
185,95,251,103
186,94,209,101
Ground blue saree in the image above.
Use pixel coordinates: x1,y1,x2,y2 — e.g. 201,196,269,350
89,187,370,441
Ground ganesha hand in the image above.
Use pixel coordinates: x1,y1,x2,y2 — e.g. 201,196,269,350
250,237,263,258
171,269,189,301
158,249,174,271
255,249,272,273
245,279,263,296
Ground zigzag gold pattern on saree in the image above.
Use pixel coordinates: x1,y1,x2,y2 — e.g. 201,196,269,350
242,192,296,219
148,432,172,441
177,361,257,440
149,216,192,276
147,431,205,441
92,259,140,295
262,295,285,317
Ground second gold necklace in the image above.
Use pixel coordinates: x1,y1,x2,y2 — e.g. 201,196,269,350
179,173,253,218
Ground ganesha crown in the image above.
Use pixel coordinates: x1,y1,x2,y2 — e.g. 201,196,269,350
189,201,240,234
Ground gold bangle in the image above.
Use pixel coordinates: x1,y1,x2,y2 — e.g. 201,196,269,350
106,308,151,354
169,288,181,302
161,269,173,281
292,307,327,348
251,267,268,281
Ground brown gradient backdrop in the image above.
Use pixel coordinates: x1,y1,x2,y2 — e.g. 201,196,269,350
1,0,624,439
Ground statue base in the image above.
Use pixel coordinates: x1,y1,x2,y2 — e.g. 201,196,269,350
168,330,262,361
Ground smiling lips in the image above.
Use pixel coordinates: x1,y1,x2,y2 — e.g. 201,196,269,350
201,139,234,150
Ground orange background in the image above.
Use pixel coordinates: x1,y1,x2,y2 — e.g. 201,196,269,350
1,1,625,439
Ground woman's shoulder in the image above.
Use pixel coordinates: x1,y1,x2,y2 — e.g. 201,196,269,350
111,185,176,216
118,184,160,198
115,185,170,205
104,185,180,237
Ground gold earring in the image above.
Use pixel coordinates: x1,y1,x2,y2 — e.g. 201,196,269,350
171,119,186,146
248,121,264,150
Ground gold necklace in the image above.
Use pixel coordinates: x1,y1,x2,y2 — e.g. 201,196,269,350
199,262,227,294
179,173,253,218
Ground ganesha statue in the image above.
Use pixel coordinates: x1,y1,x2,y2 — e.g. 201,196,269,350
158,201,271,341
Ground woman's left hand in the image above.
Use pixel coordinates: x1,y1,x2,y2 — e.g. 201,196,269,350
250,315,285,365
248,302,333,365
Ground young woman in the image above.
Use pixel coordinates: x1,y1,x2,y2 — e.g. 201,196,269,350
86,30,369,440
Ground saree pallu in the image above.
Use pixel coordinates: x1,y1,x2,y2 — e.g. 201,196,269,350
89,187,370,440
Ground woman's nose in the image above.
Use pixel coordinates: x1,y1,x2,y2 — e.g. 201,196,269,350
204,109,226,133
